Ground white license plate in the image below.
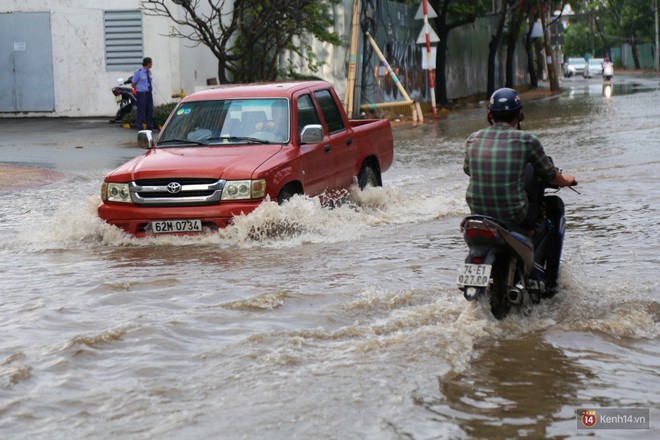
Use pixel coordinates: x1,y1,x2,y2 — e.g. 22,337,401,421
457,264,492,287
150,219,202,234
115,95,122,103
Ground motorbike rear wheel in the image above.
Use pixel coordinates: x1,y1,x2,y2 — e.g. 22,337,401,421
487,257,511,320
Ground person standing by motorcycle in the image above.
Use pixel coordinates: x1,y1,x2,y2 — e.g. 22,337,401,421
463,88,576,233
132,57,156,131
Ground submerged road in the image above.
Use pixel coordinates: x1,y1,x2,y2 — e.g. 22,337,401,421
0,73,658,439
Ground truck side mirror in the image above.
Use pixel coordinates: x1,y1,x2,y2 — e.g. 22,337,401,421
300,124,324,144
137,130,156,149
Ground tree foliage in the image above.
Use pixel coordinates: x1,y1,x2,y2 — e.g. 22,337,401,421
429,0,490,106
562,21,593,57
605,0,654,67
562,0,654,67
140,0,341,83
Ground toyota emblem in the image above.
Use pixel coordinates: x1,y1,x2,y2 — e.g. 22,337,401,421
166,182,182,194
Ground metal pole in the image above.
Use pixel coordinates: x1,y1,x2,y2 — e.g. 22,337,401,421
655,0,659,71
422,0,437,119
344,0,360,118
360,100,415,110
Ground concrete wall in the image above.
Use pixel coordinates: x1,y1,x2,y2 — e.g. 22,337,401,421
1,0,530,117
618,43,656,69
0,0,219,118
446,16,529,101
292,1,530,108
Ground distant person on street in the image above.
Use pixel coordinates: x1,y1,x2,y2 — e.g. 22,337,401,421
132,57,156,131
601,57,614,78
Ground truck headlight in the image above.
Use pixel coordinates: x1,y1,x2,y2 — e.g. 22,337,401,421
222,179,266,200
102,182,132,203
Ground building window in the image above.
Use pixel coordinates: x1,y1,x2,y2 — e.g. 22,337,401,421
104,10,143,71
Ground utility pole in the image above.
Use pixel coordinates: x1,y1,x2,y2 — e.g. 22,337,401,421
655,0,659,71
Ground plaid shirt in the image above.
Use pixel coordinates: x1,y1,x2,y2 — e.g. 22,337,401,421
463,123,556,224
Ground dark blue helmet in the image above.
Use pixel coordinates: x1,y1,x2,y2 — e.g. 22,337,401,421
488,88,522,113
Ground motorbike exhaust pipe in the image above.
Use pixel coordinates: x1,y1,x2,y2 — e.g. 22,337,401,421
507,286,524,305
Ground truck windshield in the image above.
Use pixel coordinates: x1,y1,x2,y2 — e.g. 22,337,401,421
158,98,290,145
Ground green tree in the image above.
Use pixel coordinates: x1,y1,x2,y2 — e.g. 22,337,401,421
562,1,608,58
487,0,515,98
140,0,341,83
562,21,594,57
429,0,490,106
505,1,529,88
606,0,654,68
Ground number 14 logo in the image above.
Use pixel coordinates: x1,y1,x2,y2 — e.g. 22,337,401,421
581,410,597,428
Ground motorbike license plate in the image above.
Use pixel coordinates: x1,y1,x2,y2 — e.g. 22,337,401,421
457,264,492,287
150,219,202,234
115,95,122,103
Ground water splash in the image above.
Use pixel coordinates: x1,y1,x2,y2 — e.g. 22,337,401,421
4,181,467,250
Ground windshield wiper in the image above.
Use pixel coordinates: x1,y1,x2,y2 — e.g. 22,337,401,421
204,135,270,144
157,138,205,146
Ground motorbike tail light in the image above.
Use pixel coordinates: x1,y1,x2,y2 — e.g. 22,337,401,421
471,257,483,264
112,89,120,96
464,223,498,241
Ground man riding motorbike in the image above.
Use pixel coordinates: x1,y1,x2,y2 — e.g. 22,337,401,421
463,87,576,293
601,57,614,81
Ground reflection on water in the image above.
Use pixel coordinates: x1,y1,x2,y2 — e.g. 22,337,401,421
428,334,591,438
565,80,654,99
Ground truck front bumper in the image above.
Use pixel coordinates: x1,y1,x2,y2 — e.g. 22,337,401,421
98,200,265,236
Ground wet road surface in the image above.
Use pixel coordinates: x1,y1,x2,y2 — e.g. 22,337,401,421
0,73,658,439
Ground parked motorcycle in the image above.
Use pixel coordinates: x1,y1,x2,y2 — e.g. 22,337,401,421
109,76,136,123
457,178,578,320
603,64,614,82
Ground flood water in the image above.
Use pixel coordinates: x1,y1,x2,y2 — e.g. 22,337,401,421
1,74,658,439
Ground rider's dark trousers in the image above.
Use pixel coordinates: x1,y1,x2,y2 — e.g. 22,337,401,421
521,163,545,230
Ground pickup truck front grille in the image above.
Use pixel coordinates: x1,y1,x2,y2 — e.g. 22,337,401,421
130,179,225,206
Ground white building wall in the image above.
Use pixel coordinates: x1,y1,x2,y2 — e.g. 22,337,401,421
0,0,220,117
1,0,353,118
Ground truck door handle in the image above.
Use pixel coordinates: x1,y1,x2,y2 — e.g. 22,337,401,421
324,145,331,153
346,138,352,146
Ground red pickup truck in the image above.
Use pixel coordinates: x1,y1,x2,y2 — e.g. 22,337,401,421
98,81,394,236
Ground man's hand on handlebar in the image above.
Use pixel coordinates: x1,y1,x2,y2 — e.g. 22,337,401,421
550,169,577,188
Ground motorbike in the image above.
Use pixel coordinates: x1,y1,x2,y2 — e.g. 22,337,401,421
109,76,136,123
603,64,614,82
457,178,578,320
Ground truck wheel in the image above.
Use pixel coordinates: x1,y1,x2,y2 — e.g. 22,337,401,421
358,165,380,189
277,186,299,205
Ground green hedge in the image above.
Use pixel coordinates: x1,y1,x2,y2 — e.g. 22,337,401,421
123,102,178,129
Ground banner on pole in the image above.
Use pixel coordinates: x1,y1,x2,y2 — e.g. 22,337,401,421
421,47,437,69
